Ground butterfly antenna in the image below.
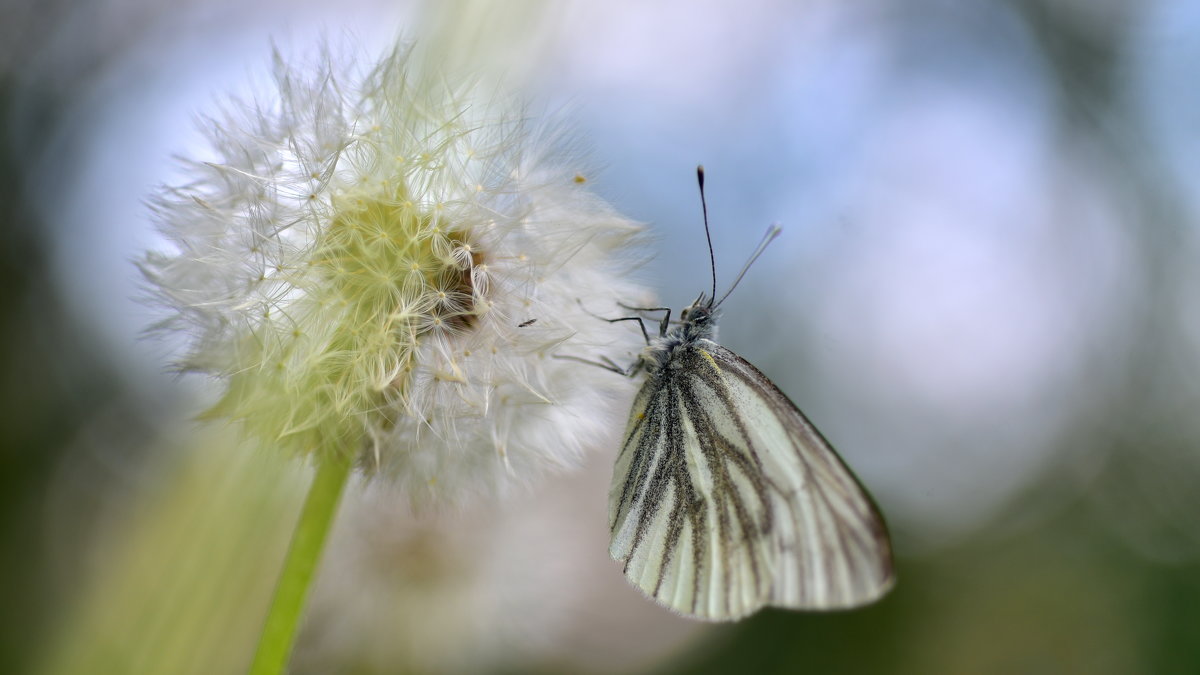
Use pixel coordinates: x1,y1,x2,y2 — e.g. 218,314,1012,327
715,224,782,308
697,165,717,307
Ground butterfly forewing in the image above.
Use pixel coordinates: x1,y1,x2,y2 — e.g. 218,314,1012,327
610,368,773,619
609,339,894,620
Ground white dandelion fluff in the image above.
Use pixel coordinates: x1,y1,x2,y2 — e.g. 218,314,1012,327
140,44,651,505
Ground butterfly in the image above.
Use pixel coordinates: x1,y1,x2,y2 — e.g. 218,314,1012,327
606,166,894,621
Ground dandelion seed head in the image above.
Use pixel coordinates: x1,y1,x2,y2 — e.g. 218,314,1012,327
142,44,651,505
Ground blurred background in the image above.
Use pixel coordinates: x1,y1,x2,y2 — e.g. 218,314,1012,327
4,0,1200,672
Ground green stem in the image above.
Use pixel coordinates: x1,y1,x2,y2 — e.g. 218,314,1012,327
249,455,351,675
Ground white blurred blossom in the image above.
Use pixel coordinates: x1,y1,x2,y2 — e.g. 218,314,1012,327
295,457,705,675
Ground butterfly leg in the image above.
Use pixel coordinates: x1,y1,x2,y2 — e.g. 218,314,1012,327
554,354,641,377
616,304,673,338
578,300,670,345
606,316,652,345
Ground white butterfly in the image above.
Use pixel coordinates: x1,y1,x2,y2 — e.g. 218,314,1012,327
607,167,894,621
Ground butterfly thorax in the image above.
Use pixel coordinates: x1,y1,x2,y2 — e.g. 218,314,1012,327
639,299,719,375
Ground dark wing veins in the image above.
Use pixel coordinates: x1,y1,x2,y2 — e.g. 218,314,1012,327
707,342,895,605
680,350,774,606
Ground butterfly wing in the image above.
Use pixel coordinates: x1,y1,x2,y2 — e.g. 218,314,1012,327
609,340,894,620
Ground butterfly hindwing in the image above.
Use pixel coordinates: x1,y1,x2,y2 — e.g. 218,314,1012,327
704,342,895,609
609,339,894,620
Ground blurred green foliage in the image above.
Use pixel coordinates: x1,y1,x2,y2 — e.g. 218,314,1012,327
660,501,1200,674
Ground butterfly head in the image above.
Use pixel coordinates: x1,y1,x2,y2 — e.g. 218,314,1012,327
679,293,717,339
639,294,718,373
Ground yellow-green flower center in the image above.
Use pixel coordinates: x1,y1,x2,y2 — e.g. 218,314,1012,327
322,188,480,334
209,182,482,460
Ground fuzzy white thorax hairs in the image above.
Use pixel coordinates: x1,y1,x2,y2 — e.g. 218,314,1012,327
140,42,652,506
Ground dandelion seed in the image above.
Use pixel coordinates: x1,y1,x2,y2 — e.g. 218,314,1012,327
140,44,651,506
